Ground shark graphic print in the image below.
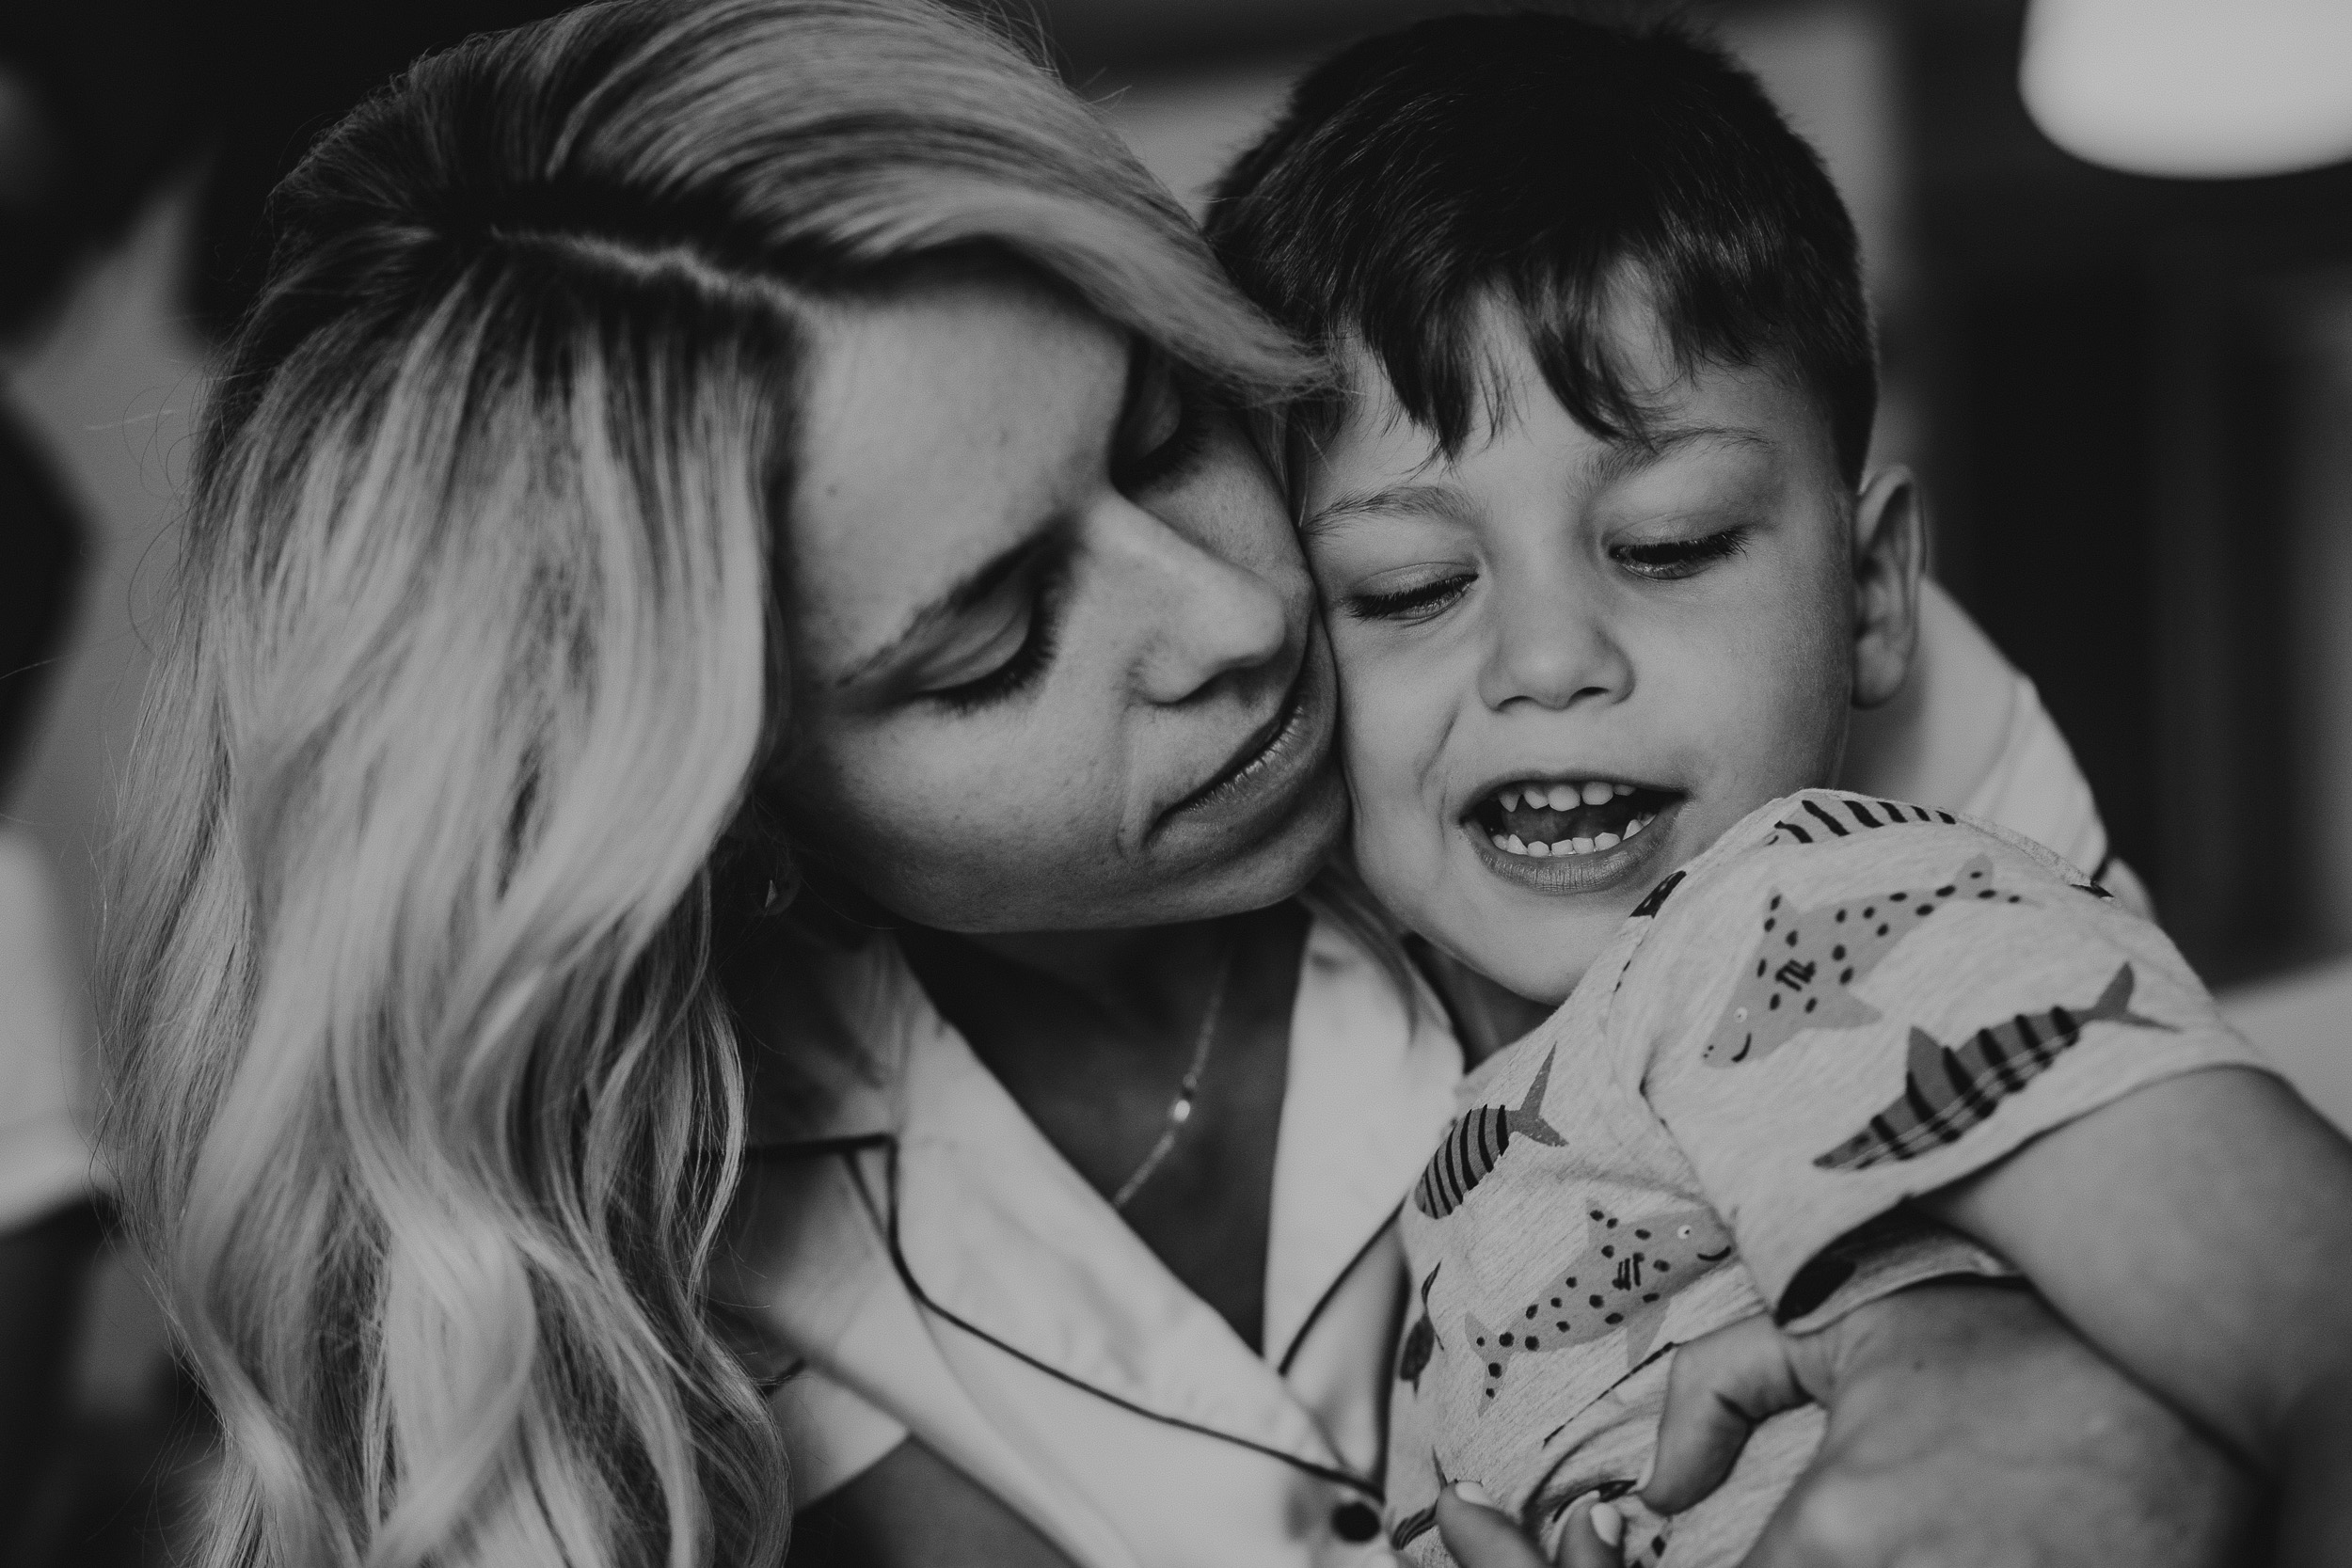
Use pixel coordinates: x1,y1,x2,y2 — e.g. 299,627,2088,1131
1415,1048,1567,1219
1703,855,2030,1068
1465,1203,1737,1404
1816,964,2175,1170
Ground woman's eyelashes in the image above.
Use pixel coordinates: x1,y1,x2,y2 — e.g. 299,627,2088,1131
1110,351,1211,495
929,559,1070,715
1611,524,1752,580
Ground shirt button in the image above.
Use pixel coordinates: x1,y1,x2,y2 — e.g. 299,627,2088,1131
1330,1500,1383,1543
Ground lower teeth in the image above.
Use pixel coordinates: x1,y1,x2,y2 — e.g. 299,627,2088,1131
1489,813,1656,859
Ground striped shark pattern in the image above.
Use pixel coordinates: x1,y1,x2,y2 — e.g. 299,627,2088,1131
1397,1264,1442,1390
1465,1202,1737,1403
1387,1456,1453,1551
1704,854,2028,1068
1389,1499,1438,1553
1763,795,1959,847
1628,869,1687,921
1814,964,2175,1171
1414,1047,1565,1218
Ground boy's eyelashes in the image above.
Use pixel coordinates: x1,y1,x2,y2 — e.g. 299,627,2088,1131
1341,568,1477,623
1329,523,1755,622
1610,524,1752,579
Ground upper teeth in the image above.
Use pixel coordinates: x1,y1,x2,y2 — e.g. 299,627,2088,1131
1497,779,1637,810
1489,811,1656,859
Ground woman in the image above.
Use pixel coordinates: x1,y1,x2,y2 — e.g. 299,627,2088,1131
103,3,2245,1567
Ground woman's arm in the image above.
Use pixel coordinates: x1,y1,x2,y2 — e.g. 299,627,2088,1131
786,1440,1077,1568
1838,580,2012,813
1924,1067,2352,1566
1442,1279,2255,1568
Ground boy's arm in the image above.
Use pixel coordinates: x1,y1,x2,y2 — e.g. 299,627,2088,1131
1923,1065,2352,1567
1613,803,2298,1535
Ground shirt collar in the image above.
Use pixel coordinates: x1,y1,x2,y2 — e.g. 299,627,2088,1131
739,915,1465,1445
1263,919,1462,1364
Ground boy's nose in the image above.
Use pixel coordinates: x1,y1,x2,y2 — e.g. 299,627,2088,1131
1478,575,1632,711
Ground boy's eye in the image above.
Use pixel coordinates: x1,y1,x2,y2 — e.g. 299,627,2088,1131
1342,571,1476,623
1613,526,1752,581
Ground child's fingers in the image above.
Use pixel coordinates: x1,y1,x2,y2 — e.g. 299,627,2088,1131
1434,1485,1628,1568
1434,1484,1553,1568
1645,1314,1810,1514
1558,1500,1628,1568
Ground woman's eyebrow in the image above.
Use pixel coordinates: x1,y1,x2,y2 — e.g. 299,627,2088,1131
835,538,1042,689
1301,480,1476,537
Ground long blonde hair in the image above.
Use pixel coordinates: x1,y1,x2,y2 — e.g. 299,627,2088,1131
101,5,1312,1565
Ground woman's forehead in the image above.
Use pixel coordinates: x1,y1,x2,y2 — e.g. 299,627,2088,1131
783,274,1128,683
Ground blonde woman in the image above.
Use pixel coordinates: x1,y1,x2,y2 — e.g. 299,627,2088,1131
104,4,2249,1567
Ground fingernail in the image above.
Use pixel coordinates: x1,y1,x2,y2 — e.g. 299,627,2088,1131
1589,1502,1625,1549
1633,1451,1655,1493
1452,1481,1501,1511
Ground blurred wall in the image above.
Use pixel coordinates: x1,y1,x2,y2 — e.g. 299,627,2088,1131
1,179,199,1002
4,0,2349,1100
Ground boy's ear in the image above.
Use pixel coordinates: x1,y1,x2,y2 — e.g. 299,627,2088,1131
1851,466,1925,710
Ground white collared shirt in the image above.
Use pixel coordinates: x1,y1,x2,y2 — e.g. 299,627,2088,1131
718,918,1461,1568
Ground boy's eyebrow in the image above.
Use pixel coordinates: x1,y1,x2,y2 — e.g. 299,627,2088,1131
1583,422,1774,488
1302,424,1775,537
1301,480,1477,536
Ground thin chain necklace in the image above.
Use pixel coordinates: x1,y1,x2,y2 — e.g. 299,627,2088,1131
1110,931,1234,1212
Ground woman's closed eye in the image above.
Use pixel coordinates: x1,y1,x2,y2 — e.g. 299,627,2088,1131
923,557,1070,715
1110,346,1211,496
1341,569,1477,624
1612,524,1752,581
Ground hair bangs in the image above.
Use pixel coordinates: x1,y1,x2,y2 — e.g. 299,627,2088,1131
1210,9,1881,481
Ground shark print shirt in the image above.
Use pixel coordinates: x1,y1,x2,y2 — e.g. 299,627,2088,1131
1387,789,2270,1568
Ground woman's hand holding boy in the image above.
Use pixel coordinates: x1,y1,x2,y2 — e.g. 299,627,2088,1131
1438,1279,2251,1568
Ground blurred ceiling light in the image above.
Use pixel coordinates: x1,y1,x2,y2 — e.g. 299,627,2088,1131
2021,0,2352,178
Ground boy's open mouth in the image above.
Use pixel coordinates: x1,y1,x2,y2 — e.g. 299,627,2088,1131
1466,779,1679,858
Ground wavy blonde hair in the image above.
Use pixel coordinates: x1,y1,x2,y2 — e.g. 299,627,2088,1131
101,5,1313,1565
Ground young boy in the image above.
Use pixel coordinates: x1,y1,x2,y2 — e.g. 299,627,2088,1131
1206,14,2352,1567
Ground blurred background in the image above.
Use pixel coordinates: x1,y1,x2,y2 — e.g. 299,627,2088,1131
1,0,2347,1561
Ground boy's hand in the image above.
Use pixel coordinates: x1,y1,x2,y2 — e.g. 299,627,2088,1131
1437,1484,1625,1568
1652,1281,2256,1568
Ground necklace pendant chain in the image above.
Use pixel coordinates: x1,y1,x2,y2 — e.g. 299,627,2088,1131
1111,933,1234,1212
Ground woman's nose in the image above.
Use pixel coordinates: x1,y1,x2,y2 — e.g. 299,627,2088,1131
1475,570,1633,711
1108,498,1297,706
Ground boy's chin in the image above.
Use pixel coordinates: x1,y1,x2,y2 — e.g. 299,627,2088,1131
1469,927,1611,1007
1413,899,1625,1008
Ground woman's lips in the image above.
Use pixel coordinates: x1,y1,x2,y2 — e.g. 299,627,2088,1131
1154,639,1337,835
1176,679,1306,812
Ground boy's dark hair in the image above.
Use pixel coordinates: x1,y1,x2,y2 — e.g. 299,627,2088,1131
1205,10,1878,482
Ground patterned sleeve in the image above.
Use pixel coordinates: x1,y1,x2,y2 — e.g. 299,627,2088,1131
1609,794,2274,1314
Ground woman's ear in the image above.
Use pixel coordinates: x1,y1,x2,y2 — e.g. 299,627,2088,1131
1851,466,1926,710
